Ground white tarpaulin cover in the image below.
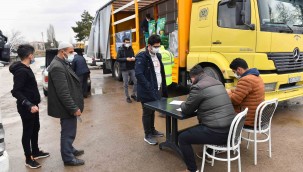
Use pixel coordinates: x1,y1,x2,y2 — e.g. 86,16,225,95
87,4,112,60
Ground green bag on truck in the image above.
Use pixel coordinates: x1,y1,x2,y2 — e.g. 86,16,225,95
157,18,166,36
148,20,156,36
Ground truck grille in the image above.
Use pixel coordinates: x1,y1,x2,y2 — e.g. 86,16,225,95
268,53,303,73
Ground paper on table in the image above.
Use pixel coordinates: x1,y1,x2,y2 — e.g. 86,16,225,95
170,100,184,105
176,108,182,112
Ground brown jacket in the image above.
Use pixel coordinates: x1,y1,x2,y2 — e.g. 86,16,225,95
229,68,265,126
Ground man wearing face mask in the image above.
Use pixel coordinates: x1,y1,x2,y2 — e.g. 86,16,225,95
116,38,137,103
48,42,85,166
135,34,168,145
10,44,50,169
228,58,265,127
179,64,235,172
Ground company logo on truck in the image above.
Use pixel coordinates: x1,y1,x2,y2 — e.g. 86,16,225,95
293,47,301,62
294,35,301,41
199,8,208,20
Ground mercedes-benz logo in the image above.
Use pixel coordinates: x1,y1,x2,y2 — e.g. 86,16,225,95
293,47,300,62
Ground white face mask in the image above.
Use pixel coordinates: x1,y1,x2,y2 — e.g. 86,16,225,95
151,47,160,54
234,73,241,79
67,54,74,62
125,43,131,48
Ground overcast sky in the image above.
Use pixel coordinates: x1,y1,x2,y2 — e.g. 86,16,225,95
0,0,110,43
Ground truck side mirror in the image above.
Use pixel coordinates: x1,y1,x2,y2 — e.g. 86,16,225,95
235,2,244,25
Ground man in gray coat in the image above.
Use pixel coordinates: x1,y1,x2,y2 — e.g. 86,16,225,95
179,65,235,172
48,42,85,166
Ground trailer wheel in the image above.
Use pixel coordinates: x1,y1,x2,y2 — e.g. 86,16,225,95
113,61,122,81
203,66,224,83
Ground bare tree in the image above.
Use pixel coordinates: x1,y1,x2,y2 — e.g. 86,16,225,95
46,24,58,48
8,30,27,53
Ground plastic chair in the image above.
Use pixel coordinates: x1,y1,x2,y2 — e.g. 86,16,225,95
241,98,278,165
201,108,248,172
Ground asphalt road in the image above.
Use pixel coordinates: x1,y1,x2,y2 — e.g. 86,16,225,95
0,57,303,172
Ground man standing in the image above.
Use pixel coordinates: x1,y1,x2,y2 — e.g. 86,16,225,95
117,38,137,103
179,65,235,172
140,14,152,34
71,50,90,98
135,35,167,145
10,44,49,169
48,42,84,166
228,58,265,127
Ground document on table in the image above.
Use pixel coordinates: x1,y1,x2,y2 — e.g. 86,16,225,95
170,100,184,105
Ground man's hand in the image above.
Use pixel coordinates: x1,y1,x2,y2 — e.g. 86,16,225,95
30,106,39,113
126,57,132,61
226,89,232,95
74,109,82,116
131,57,136,61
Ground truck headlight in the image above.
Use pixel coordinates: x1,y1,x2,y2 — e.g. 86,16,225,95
264,83,277,92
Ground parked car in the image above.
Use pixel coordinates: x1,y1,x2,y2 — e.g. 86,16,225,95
83,54,93,66
0,112,9,172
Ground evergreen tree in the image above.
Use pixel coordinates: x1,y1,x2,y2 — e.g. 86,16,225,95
72,10,94,42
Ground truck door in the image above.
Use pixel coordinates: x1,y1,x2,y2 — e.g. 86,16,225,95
211,0,257,56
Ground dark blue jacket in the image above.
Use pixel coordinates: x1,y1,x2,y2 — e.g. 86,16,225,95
135,48,168,103
71,54,90,76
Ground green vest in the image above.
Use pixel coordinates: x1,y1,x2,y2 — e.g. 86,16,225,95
159,46,174,86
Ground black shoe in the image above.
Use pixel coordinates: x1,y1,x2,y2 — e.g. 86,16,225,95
126,97,132,103
144,134,158,145
64,158,85,166
131,95,137,101
33,150,50,160
73,149,84,156
25,158,41,169
152,129,164,137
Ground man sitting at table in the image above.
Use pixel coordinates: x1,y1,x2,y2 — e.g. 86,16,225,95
179,65,235,172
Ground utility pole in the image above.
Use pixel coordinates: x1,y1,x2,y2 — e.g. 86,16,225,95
41,32,46,51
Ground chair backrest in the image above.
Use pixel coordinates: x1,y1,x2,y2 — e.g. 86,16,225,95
255,98,278,132
228,108,248,149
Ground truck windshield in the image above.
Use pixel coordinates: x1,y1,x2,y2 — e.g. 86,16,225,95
258,0,303,34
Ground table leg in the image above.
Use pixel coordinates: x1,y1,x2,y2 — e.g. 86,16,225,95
159,117,183,159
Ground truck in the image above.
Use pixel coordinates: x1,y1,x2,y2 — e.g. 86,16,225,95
87,0,303,101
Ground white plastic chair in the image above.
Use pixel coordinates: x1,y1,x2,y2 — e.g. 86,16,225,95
201,108,248,172
241,98,278,165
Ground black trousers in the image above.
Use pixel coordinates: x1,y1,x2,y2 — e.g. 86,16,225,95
178,125,229,172
60,117,77,162
20,113,40,159
78,73,89,97
141,103,156,136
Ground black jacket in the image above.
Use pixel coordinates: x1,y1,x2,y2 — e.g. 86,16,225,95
181,74,235,133
71,54,90,76
116,46,135,71
135,48,168,103
10,62,41,112
48,56,84,119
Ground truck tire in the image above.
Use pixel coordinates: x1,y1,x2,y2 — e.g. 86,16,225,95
203,66,224,83
113,61,122,81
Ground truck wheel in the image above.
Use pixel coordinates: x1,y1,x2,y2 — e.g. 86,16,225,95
203,66,224,83
43,88,48,96
113,61,122,81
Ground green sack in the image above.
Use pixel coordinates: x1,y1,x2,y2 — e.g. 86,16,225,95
148,20,156,36
157,18,166,36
